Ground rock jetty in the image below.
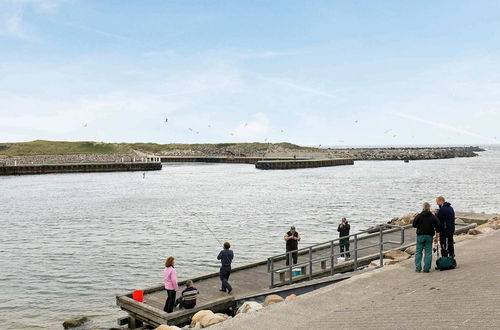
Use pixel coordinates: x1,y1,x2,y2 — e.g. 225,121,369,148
0,146,484,165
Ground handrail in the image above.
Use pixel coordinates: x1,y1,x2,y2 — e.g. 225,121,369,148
267,224,405,288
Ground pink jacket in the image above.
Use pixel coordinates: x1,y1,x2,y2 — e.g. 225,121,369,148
164,266,179,290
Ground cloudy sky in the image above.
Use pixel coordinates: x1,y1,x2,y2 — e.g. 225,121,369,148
1,0,499,146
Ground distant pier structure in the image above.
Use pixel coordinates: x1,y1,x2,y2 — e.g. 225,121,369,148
0,161,162,176
256,158,354,170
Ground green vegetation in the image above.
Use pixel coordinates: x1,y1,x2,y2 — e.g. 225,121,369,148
0,140,317,156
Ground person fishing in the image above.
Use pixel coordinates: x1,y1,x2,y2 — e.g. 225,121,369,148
217,242,233,294
337,217,351,259
284,226,301,265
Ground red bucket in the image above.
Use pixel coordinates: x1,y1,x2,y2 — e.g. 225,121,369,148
132,290,144,302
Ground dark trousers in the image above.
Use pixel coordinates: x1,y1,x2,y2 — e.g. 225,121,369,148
340,239,350,258
219,265,232,292
175,297,195,309
286,250,298,266
163,289,176,313
440,232,455,257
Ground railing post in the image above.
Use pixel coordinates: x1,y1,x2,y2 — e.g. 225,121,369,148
309,247,313,280
379,226,384,267
353,234,358,271
330,240,334,275
270,258,274,288
289,252,293,285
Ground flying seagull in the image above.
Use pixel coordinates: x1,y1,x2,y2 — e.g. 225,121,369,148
83,123,87,127
244,122,248,127
354,120,358,123
384,129,392,134
165,117,168,123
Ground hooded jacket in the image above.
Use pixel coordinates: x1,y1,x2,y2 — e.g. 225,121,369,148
412,211,440,236
437,202,455,234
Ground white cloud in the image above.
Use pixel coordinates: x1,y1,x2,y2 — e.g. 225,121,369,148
391,112,496,143
232,113,271,140
0,0,66,40
257,76,337,100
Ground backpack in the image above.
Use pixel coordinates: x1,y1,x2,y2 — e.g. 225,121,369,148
435,247,456,271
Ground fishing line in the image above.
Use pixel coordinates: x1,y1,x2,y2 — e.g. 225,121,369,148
190,211,223,246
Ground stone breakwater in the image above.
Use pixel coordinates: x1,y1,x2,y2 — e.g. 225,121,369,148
0,154,140,166
320,146,484,161
0,146,484,165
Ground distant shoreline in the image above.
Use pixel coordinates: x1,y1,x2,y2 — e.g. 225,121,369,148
0,140,485,166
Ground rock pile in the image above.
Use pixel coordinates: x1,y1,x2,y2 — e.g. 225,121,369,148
155,294,297,329
388,213,417,226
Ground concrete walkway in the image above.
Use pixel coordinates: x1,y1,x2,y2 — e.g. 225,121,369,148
215,230,500,329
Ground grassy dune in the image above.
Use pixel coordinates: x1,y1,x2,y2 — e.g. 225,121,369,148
0,140,314,156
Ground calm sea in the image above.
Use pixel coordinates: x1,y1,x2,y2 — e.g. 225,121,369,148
1,146,499,329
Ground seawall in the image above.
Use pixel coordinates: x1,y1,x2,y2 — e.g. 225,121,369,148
0,162,162,176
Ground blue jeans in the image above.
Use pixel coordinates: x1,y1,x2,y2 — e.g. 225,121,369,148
415,235,433,272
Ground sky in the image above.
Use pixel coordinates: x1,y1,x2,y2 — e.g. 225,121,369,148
0,0,499,146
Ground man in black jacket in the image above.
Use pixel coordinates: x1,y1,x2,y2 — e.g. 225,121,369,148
217,242,233,294
284,226,301,265
413,202,441,273
337,217,351,258
435,196,456,257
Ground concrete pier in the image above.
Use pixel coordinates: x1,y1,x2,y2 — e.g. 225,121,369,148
215,229,500,330
255,158,354,170
115,222,474,328
0,162,162,176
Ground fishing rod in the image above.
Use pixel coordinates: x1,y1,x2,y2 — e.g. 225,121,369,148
190,211,223,246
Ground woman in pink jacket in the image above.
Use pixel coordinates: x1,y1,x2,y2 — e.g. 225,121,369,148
163,256,179,313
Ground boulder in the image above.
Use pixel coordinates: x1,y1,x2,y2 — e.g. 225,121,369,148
468,228,480,235
285,294,297,301
236,301,263,314
192,310,214,324
214,313,230,320
62,316,91,329
199,314,226,327
263,294,284,307
404,246,416,255
191,322,202,329
478,227,495,234
384,249,411,261
155,326,181,330
389,213,417,226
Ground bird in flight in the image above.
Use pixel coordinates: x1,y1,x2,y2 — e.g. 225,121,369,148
384,129,392,134
244,122,248,127
83,123,87,127
354,120,358,123
165,117,168,123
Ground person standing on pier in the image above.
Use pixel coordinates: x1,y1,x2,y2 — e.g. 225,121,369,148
163,256,179,313
284,226,301,265
338,218,351,259
413,202,440,273
217,242,233,294
435,196,456,257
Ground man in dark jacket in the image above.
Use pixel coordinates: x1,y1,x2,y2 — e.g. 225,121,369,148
413,202,441,272
337,217,351,258
284,226,301,265
435,196,456,257
217,242,233,294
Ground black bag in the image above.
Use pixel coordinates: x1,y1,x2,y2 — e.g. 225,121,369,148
435,247,456,271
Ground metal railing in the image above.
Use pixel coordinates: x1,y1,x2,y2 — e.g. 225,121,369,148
267,224,405,288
